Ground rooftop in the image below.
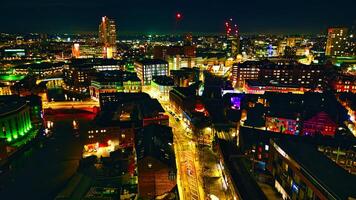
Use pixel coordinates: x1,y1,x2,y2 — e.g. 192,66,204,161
152,76,174,86
14,62,64,70
92,71,140,83
0,95,27,116
135,124,175,168
70,58,124,66
135,59,168,65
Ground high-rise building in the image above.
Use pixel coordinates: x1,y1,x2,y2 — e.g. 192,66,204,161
225,19,240,58
325,27,349,56
99,16,117,58
72,43,80,58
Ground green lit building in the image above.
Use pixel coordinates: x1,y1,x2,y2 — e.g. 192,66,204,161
0,96,33,143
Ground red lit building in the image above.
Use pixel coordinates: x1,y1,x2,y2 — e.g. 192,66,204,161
332,74,356,93
266,116,299,135
302,112,337,136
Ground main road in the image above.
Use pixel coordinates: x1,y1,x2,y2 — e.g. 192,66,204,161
143,86,205,200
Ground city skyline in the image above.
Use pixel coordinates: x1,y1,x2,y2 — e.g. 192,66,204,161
1,0,355,35
0,1,355,199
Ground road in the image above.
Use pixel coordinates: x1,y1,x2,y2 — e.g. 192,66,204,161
0,114,94,199
143,86,205,200
169,112,204,200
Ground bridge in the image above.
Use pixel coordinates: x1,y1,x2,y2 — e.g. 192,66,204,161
43,100,100,114
36,77,64,89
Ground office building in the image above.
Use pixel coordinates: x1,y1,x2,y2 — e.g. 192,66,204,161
134,59,168,85
89,71,141,101
151,76,174,102
99,16,117,58
232,61,325,90
325,27,349,56
64,64,95,91
153,45,196,70
171,67,200,87
71,43,103,58
228,35,240,58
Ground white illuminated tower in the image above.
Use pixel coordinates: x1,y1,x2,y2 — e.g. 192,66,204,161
99,16,117,58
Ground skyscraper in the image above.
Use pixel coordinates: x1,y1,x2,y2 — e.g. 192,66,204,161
325,27,349,56
99,16,117,58
225,19,240,58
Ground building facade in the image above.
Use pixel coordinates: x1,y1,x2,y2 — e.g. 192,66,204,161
99,16,117,58
232,61,324,90
134,59,169,85
0,96,33,143
301,112,337,136
325,27,350,56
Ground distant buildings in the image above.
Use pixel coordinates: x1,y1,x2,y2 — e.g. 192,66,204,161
14,62,64,78
71,43,103,58
225,19,240,58
134,59,169,85
64,59,132,93
239,92,347,136
171,67,200,87
244,80,309,94
325,27,354,57
153,45,196,61
99,16,117,58
227,35,240,58
153,45,196,70
232,61,325,91
64,63,94,92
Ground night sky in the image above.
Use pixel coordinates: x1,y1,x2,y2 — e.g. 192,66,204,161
1,0,355,35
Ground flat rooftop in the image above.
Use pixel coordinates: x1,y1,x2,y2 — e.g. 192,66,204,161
0,95,26,116
135,59,168,65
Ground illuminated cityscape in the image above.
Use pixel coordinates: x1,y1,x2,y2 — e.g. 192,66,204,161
0,0,356,200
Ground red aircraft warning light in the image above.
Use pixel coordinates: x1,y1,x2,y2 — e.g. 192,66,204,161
176,13,182,21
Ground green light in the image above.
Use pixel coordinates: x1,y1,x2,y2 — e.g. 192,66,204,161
0,74,25,81
7,138,12,142
19,128,24,136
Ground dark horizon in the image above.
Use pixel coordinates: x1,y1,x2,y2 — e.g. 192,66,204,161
1,0,355,35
